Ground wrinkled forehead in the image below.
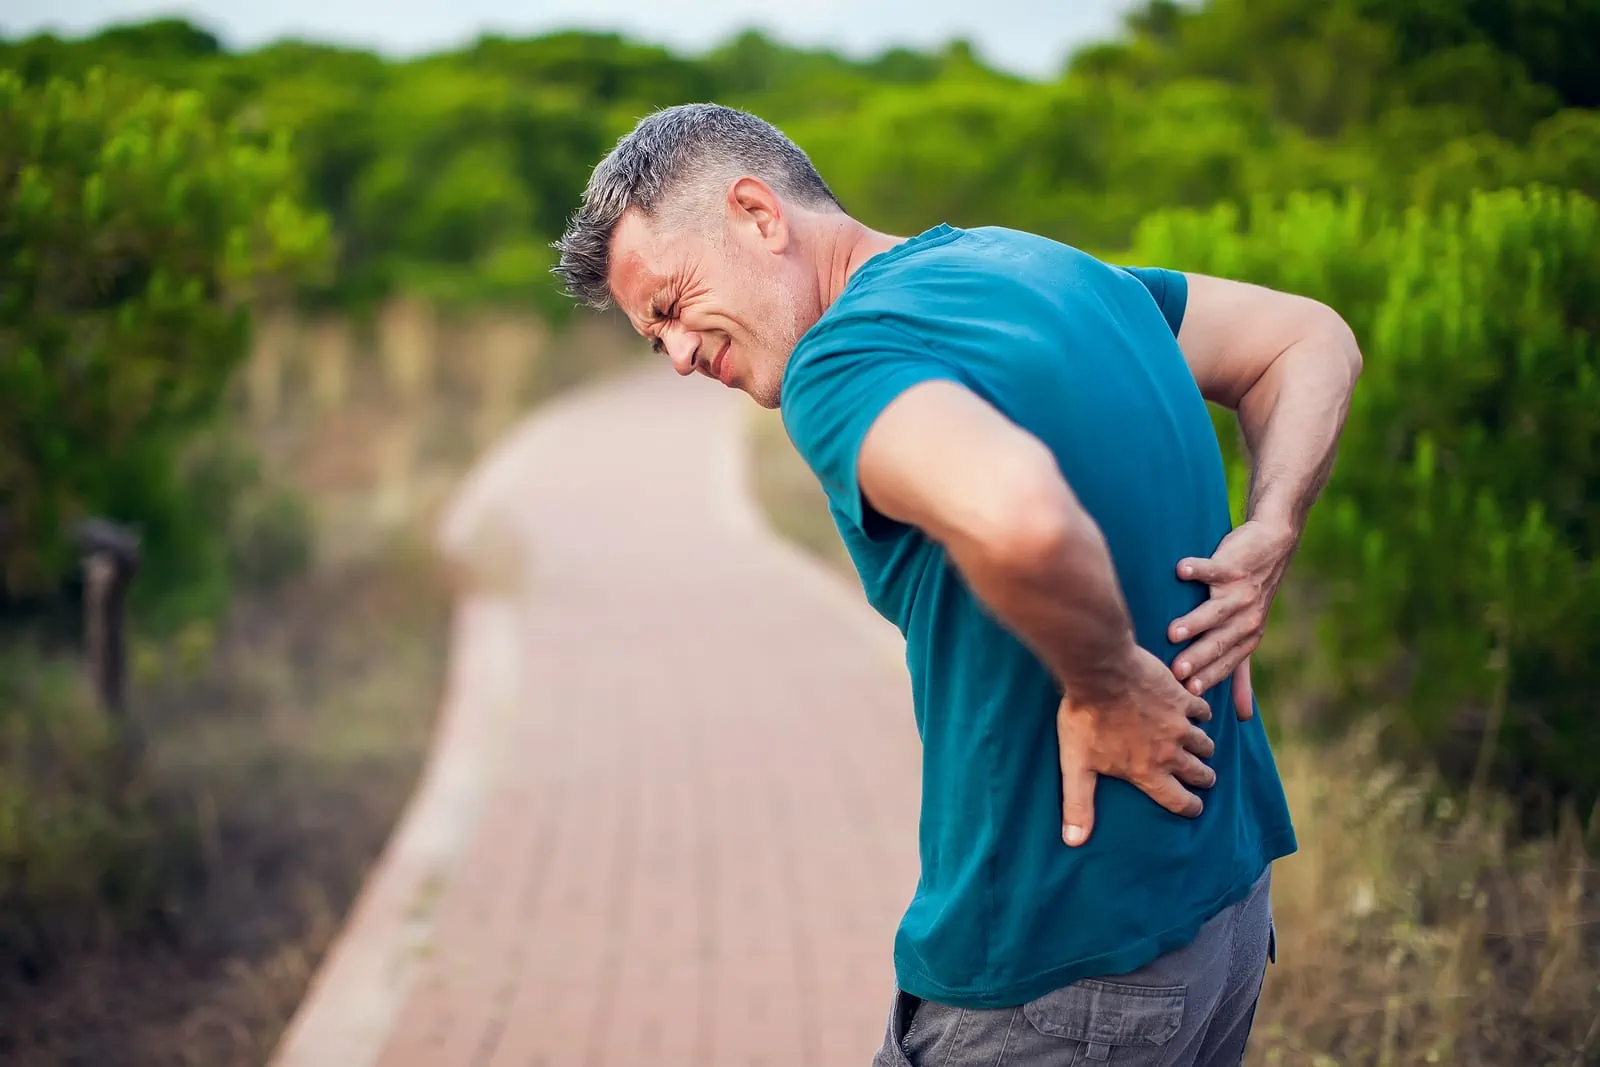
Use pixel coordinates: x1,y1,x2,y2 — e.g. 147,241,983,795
608,210,708,322
606,213,668,319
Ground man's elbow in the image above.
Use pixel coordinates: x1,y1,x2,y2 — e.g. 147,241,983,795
1246,298,1363,406
1318,302,1363,382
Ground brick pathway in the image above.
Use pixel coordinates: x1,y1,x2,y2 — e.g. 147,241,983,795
272,361,922,1067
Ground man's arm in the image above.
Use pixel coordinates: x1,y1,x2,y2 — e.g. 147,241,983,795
1179,274,1363,535
857,379,1217,835
1165,273,1364,702
858,380,1136,699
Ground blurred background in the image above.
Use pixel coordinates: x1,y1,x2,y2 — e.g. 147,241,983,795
1,1,1597,1064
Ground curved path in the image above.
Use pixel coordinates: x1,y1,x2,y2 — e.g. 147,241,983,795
271,361,922,1067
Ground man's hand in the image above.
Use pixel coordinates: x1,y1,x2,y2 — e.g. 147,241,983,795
1059,646,1217,847
1167,519,1297,719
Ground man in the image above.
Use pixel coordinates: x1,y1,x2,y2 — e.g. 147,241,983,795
554,103,1360,1066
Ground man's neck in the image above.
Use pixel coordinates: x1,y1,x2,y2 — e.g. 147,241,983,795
815,215,906,312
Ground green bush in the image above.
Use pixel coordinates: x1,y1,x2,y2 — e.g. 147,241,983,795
0,67,329,624
1131,185,1600,807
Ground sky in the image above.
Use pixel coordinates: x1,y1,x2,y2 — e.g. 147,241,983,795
0,0,1146,79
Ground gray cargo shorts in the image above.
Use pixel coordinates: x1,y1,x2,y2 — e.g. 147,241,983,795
873,866,1275,1067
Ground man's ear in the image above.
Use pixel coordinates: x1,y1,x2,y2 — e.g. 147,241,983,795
727,176,789,252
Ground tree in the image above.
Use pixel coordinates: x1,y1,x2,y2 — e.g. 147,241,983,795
0,68,328,620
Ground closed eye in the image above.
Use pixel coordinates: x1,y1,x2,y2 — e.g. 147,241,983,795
646,297,678,356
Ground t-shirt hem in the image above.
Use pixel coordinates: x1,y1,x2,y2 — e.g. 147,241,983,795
895,828,1299,1010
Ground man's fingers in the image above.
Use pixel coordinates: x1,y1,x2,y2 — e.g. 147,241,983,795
1174,752,1217,791
1233,658,1255,721
1187,638,1257,696
1168,598,1231,643
1183,723,1215,760
1144,775,1204,819
1177,556,1242,585
1172,619,1246,682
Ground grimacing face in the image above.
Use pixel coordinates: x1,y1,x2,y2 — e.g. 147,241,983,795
607,178,821,410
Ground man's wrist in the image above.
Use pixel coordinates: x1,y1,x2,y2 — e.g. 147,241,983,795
1058,634,1141,707
1245,496,1303,546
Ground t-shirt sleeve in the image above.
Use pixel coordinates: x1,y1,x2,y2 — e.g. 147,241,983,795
1120,265,1189,337
779,319,965,540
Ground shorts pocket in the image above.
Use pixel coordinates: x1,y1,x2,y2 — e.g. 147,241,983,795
1021,978,1185,1063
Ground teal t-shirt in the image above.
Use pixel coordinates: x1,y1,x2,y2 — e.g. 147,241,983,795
779,223,1298,1009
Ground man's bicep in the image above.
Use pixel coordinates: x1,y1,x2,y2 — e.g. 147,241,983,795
1175,272,1334,409
857,380,1066,550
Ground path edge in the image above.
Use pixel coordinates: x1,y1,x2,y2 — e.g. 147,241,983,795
264,371,629,1067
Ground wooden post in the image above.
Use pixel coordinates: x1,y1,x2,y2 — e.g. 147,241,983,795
73,520,142,764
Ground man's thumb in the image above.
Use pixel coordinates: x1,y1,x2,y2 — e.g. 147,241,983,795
1061,753,1098,848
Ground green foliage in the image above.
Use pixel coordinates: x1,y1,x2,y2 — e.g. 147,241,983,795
1132,186,1600,803
792,74,1340,255
0,67,329,620
329,66,604,317
1351,0,1600,111
1407,107,1600,208
1090,0,1590,131
706,30,986,123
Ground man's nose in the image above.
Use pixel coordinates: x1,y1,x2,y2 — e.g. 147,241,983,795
663,326,699,377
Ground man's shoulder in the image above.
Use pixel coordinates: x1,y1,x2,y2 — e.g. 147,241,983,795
802,228,1043,333
786,282,938,377
851,225,1146,305
950,227,1191,339
866,224,1091,276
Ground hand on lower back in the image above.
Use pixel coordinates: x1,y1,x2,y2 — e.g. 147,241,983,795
1167,520,1297,720
1058,646,1218,847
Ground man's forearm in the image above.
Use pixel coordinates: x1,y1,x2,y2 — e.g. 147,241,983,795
1236,318,1363,536
944,505,1139,702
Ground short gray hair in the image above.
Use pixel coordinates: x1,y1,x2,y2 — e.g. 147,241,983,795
552,103,843,309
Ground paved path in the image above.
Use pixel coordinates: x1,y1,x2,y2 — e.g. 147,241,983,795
271,361,922,1067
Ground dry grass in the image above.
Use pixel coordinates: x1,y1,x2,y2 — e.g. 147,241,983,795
1260,735,1599,1066
0,301,641,1066
748,405,854,574
747,407,1600,1067
0,538,448,1067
